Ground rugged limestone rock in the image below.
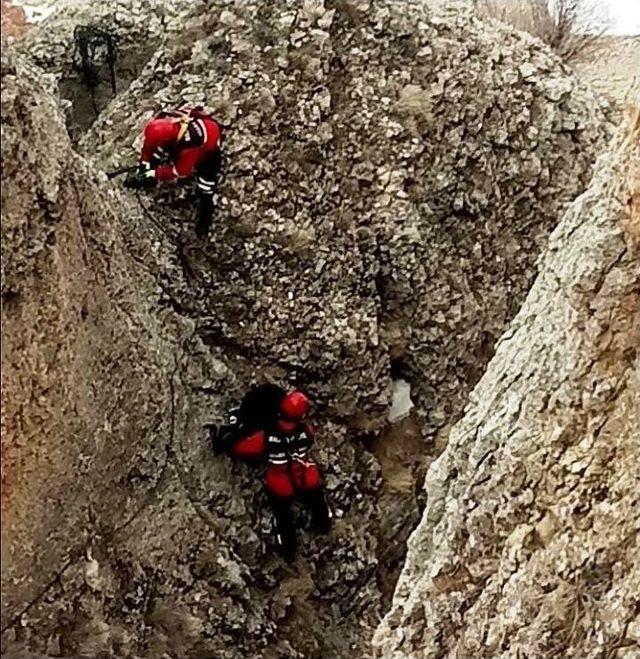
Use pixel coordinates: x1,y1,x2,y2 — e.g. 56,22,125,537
82,0,613,594
1,47,181,644
84,0,612,430
13,0,196,139
14,0,196,85
1,0,622,656
374,102,640,658
1,49,381,659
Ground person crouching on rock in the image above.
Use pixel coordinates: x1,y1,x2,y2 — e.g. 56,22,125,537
207,384,332,563
125,106,222,238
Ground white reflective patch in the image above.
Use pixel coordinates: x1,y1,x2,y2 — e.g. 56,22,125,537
388,378,414,423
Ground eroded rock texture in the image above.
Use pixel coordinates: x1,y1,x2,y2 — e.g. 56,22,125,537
81,0,614,604
0,0,623,656
374,103,640,658
84,0,613,439
14,0,196,139
1,0,28,39
1,48,182,645
1,48,380,659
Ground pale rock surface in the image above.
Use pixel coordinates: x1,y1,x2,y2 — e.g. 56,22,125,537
1,48,381,659
374,101,640,659
79,2,615,611
0,1,623,656
84,0,612,438
13,0,198,138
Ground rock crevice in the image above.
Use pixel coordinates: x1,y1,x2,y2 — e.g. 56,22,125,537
374,102,640,659
1,1,627,657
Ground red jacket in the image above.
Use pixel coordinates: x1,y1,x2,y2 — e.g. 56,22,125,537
232,421,315,465
140,114,221,181
232,421,321,498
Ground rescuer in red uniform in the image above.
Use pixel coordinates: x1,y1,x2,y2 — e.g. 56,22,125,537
209,385,332,562
126,106,222,238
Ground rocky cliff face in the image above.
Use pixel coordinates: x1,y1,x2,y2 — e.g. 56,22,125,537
83,0,614,433
0,1,622,657
1,48,183,648
374,101,640,658
13,0,195,139
1,45,381,659
81,0,614,605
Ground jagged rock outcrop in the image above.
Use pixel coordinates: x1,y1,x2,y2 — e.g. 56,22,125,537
1,48,181,646
1,50,381,659
15,0,193,71
374,102,639,658
83,0,613,595
1,1,622,656
13,0,196,138
84,0,612,431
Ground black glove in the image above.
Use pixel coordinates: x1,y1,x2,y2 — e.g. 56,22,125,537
204,423,219,452
206,423,239,456
124,169,157,190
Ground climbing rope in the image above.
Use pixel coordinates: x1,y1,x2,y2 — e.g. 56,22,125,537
72,25,118,116
134,188,172,239
133,188,210,290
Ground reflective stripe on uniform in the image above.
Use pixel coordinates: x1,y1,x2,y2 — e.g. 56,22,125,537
197,179,216,194
185,118,207,146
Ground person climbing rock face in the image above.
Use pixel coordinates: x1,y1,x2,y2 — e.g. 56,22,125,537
125,106,222,238
208,384,332,563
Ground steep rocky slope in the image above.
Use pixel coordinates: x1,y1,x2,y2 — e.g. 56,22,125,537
81,0,614,592
1,49,182,648
374,100,640,658
1,48,381,659
1,1,620,656
85,0,613,436
13,0,195,139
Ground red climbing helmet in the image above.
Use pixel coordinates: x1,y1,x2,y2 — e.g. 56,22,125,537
144,118,181,148
280,390,309,420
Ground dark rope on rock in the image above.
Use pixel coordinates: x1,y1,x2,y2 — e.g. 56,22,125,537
134,188,172,239
72,25,118,117
133,189,208,290
0,328,191,635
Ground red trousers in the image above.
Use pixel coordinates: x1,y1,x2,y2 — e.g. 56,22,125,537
227,428,329,561
231,431,322,499
265,462,321,499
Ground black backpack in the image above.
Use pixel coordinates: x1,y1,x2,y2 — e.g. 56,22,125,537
237,384,286,432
